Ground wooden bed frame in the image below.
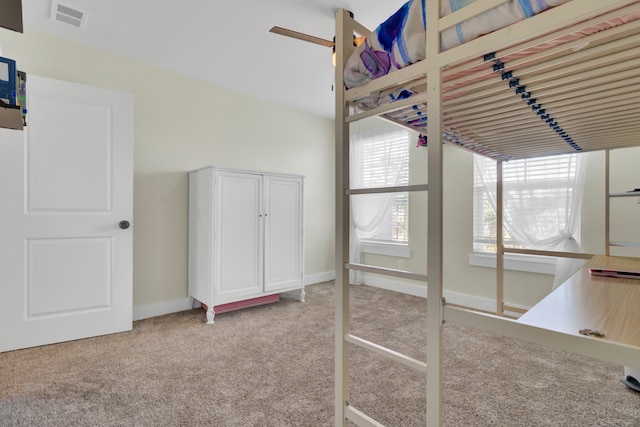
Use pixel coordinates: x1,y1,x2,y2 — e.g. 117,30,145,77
333,1,640,425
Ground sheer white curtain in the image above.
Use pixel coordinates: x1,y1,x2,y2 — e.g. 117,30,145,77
349,126,409,284
475,153,587,289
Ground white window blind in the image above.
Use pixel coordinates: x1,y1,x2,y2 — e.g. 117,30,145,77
351,127,410,243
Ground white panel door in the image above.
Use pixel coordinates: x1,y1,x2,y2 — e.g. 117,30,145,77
0,76,133,352
264,175,303,292
215,171,263,303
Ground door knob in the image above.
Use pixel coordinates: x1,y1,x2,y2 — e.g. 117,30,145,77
119,220,130,229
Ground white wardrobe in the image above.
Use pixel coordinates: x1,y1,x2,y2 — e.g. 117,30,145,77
188,166,304,323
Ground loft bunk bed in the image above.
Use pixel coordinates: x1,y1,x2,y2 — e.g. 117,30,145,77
333,1,640,426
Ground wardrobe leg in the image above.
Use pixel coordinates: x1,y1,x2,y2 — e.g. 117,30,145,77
299,288,306,302
205,306,215,324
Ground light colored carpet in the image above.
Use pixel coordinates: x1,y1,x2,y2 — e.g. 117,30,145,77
1,282,638,426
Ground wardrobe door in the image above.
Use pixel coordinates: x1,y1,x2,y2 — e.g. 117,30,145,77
263,175,303,292
215,171,264,303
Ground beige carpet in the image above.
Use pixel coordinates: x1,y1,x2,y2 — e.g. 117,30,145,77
1,282,638,426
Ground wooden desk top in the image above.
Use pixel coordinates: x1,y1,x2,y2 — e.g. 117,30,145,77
518,255,640,348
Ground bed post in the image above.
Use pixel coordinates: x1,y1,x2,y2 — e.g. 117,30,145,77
426,0,443,425
426,75,444,427
334,9,351,427
605,149,611,257
496,160,504,316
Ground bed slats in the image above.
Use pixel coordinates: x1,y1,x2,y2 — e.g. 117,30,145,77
346,1,640,161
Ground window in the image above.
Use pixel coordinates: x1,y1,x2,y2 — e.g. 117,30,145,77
351,127,410,244
473,153,580,253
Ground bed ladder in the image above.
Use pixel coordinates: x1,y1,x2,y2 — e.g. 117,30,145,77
334,9,445,425
335,156,444,427
336,186,432,427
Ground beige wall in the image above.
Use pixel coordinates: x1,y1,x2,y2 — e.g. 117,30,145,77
1,29,335,307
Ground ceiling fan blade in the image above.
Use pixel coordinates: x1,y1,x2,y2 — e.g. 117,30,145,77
269,26,334,48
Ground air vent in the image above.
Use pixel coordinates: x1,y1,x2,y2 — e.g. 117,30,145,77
50,1,87,29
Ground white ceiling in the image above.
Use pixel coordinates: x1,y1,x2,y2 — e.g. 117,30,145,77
20,0,407,119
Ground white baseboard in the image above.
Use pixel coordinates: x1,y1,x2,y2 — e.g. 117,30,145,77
304,270,335,285
361,275,529,317
360,275,427,298
133,298,192,321
133,272,527,321
134,271,337,321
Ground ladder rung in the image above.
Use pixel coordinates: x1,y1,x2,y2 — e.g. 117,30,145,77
345,262,428,282
346,334,428,373
346,184,428,195
345,405,385,427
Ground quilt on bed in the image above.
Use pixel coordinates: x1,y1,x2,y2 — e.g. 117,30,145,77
344,0,570,103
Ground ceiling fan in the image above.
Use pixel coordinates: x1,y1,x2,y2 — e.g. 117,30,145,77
269,26,368,89
269,26,335,48
269,26,366,49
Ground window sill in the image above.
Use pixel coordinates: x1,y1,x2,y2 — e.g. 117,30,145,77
469,251,556,275
361,241,411,258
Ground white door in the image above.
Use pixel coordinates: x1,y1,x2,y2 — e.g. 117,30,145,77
0,76,133,352
264,175,303,292
215,171,263,303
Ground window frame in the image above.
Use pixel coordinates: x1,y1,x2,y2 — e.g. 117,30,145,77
471,153,580,274
352,127,411,246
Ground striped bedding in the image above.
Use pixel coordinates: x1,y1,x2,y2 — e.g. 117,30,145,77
344,0,570,104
